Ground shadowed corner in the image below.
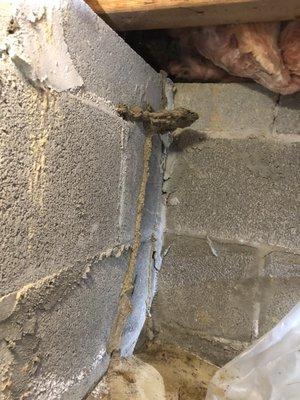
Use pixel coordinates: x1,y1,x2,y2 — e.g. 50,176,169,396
170,129,207,152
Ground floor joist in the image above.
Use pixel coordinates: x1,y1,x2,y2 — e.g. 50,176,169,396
85,0,300,31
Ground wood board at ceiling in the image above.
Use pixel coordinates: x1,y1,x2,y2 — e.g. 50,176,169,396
85,0,300,31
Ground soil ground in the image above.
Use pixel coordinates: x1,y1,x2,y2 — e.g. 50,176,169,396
137,342,219,400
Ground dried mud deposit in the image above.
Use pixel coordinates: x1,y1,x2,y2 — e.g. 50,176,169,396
88,343,218,400
137,343,218,400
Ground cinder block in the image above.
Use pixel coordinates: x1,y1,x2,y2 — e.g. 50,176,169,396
63,0,165,243
1,2,164,398
1,59,162,297
1,0,164,296
274,92,300,135
63,0,162,108
0,253,128,400
174,83,277,137
0,66,129,295
259,251,300,335
166,138,299,251
45,94,124,252
154,323,248,367
152,233,258,344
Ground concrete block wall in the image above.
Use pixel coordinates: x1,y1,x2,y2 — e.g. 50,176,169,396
152,83,300,365
0,1,163,399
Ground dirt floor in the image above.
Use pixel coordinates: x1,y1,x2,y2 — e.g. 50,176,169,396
137,342,219,400
87,342,218,400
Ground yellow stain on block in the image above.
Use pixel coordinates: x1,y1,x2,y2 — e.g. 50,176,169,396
28,93,50,209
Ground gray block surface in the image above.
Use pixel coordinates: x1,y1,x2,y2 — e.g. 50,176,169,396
174,83,277,138
0,71,125,296
274,92,300,135
259,251,300,335
154,323,248,367
0,1,163,398
63,0,162,109
0,254,128,400
165,138,299,251
153,234,258,343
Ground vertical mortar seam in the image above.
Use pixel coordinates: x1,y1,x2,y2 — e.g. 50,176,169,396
108,133,153,354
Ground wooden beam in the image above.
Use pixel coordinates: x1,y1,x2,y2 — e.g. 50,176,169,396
85,0,300,31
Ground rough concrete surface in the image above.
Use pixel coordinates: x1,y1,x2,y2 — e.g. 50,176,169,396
0,253,129,399
63,0,163,108
165,138,299,251
152,234,257,345
0,0,163,398
153,83,300,366
1,70,127,295
259,251,300,335
274,92,300,135
174,83,277,138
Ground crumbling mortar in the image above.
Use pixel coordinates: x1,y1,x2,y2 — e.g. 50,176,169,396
188,129,300,142
253,131,300,143
269,133,300,143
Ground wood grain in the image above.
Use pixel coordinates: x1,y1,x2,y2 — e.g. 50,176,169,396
85,0,300,31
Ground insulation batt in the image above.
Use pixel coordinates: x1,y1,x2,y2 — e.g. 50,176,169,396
168,21,300,94
280,21,300,89
168,53,229,82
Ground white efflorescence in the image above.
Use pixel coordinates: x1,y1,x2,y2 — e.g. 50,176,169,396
4,0,83,91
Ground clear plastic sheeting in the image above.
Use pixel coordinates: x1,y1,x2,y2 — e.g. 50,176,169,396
206,302,300,400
